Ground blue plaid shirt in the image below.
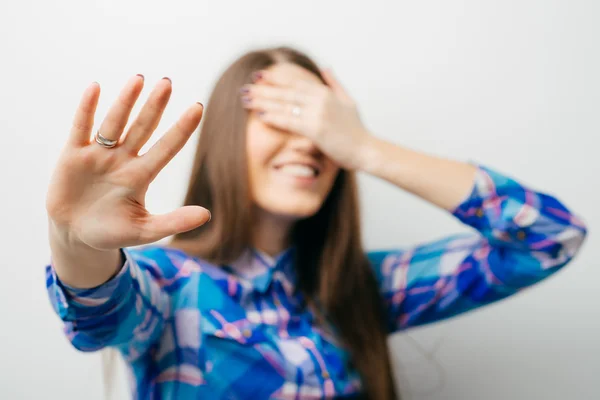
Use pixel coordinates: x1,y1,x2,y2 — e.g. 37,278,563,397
46,164,587,399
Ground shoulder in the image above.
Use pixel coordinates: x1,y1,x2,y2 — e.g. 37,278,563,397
124,244,229,291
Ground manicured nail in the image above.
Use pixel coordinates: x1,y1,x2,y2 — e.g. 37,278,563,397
252,71,263,82
162,77,171,83
240,86,250,94
136,74,145,80
196,102,204,107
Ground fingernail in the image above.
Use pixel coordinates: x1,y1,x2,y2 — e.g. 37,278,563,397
196,102,204,107
136,74,145,80
208,211,212,222
257,111,266,117
162,77,171,83
241,96,251,104
240,86,250,94
252,71,263,82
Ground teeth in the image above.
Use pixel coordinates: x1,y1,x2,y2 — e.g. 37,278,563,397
279,164,316,178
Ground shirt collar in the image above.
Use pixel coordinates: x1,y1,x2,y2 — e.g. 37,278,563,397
227,246,297,293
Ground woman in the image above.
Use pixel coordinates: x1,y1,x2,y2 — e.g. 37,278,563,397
45,47,587,399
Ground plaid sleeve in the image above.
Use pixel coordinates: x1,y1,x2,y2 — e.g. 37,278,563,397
46,247,171,361
368,164,588,332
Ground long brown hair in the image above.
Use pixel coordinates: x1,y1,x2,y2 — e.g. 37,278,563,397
170,46,398,399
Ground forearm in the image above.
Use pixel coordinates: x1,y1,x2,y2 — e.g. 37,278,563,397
46,235,169,357
48,217,123,289
360,136,478,211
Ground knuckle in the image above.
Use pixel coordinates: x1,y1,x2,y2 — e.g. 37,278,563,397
72,120,92,134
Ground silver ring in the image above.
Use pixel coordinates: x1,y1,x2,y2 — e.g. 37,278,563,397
291,106,302,117
94,131,118,148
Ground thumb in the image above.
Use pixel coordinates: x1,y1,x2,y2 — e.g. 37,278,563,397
321,68,352,102
140,205,211,243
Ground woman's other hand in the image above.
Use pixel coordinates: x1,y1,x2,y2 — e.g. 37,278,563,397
240,67,373,171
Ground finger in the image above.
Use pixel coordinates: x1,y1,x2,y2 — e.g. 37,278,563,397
242,96,287,114
254,69,314,92
257,109,305,134
243,95,308,134
140,205,211,243
96,74,145,143
124,77,172,154
141,102,204,182
69,82,101,147
320,68,352,102
241,84,306,105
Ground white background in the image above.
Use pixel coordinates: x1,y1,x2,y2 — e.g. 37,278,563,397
0,0,598,399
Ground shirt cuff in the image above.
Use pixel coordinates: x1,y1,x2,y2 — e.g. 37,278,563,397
47,248,135,321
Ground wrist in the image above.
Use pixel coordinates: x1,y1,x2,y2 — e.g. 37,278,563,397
47,216,112,255
356,134,386,174
48,220,124,289
48,217,86,250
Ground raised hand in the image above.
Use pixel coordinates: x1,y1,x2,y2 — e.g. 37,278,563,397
241,67,372,171
46,75,210,252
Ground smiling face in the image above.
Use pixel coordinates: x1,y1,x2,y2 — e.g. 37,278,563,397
246,63,340,221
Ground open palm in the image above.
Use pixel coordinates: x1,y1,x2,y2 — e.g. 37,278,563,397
46,75,210,251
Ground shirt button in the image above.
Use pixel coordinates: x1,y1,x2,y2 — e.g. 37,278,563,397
517,230,526,240
322,371,330,379
242,329,252,338
476,209,484,217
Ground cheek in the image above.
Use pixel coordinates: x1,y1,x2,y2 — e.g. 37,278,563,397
245,117,338,216
246,119,283,183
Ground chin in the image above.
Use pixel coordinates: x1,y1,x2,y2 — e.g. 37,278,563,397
256,194,325,220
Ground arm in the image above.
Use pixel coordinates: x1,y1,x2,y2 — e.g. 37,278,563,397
48,219,124,289
360,136,478,211
46,243,172,361
43,76,209,360
362,139,587,331
238,67,587,330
